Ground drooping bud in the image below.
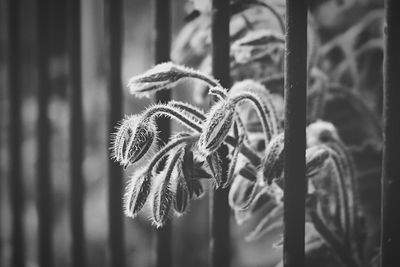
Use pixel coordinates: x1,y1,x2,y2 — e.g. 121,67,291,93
259,133,284,185
128,62,219,98
124,169,152,218
111,115,158,169
206,152,223,188
305,146,330,178
198,100,235,158
151,173,174,228
151,150,183,227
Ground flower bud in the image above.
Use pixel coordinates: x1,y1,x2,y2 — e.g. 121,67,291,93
259,133,284,185
151,150,183,227
124,170,152,218
128,62,219,98
112,115,157,168
198,100,235,158
305,146,330,178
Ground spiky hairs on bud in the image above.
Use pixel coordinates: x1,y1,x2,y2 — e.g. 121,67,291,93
124,169,152,218
128,62,220,98
259,133,284,186
111,115,158,169
150,150,184,227
198,100,235,159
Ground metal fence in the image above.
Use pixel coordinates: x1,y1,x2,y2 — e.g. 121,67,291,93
2,0,399,267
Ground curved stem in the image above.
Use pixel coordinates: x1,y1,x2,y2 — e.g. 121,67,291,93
231,91,278,142
209,87,228,101
143,104,203,132
169,101,206,123
253,0,285,33
146,134,199,174
187,72,221,88
309,210,360,267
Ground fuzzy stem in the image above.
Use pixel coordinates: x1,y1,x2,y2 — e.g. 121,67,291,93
146,134,198,174
169,101,206,123
188,72,221,88
209,87,228,101
143,104,203,132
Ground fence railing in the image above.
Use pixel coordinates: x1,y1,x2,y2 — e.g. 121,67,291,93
68,0,85,267
105,0,126,266
210,1,231,267
283,1,307,266
381,0,400,266
2,0,398,267
7,0,24,267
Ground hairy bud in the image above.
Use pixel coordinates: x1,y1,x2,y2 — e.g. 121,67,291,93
128,62,219,98
124,170,152,218
198,100,235,158
111,115,157,169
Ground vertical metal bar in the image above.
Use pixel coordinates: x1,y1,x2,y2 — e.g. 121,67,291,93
154,0,172,266
283,1,307,267
105,0,125,266
37,0,53,266
67,0,86,266
210,1,231,267
380,0,400,266
7,0,25,266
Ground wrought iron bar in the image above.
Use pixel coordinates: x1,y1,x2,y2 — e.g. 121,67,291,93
210,0,231,267
7,0,25,266
37,1,54,266
380,0,400,266
154,0,172,266
283,1,307,267
105,0,125,266
67,0,86,266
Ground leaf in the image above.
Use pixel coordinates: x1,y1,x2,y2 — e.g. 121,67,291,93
151,150,183,227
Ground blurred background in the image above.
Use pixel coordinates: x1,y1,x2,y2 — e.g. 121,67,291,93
0,0,384,266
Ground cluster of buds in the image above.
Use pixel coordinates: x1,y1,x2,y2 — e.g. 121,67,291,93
111,63,363,264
